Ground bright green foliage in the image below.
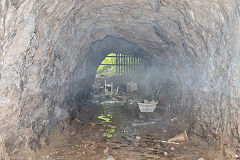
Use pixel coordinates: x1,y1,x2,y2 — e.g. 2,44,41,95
97,53,116,75
98,114,113,123
106,128,116,138
98,113,116,139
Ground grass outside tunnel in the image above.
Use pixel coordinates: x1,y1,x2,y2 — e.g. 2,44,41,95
97,53,117,76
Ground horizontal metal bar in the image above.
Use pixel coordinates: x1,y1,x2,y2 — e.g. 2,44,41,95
105,55,140,58
100,64,144,65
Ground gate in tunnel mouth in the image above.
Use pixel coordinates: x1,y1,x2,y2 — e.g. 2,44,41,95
82,36,157,103
98,53,148,76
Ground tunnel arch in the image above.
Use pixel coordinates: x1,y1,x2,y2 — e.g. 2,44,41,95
70,36,156,105
87,36,153,84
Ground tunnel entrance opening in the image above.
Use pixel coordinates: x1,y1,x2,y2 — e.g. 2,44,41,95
97,53,148,76
94,51,152,102
82,36,155,104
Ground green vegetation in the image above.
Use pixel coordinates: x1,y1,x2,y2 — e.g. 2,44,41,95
97,53,116,75
98,114,113,123
98,113,116,139
106,127,116,138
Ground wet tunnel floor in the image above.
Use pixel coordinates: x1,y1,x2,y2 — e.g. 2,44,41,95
39,101,214,160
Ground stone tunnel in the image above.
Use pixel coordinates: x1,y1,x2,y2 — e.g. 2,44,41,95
0,0,240,159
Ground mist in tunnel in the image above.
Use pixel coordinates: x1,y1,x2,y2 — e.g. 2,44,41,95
82,36,181,103
0,0,240,159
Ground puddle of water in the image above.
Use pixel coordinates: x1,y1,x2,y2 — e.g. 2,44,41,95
37,102,214,160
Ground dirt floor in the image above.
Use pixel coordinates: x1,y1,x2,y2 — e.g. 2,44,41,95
36,75,224,160
38,98,219,160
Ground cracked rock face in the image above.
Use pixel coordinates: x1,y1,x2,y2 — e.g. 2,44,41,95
0,0,240,158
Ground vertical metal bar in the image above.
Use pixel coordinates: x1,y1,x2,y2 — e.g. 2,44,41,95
130,56,132,75
120,54,122,74
131,56,133,75
133,56,136,75
136,57,138,77
129,56,131,75
118,54,120,74
128,55,130,75
127,55,129,74
119,54,120,75
116,54,118,74
137,57,138,75
132,56,134,75
115,53,117,74
122,54,124,75
127,55,129,75
118,54,120,75
117,54,118,74
121,54,123,74
137,57,139,81
126,55,127,75
128,55,131,75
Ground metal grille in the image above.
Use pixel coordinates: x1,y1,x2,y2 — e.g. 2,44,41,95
99,54,147,75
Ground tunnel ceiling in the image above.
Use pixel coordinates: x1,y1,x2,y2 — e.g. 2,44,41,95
0,0,240,158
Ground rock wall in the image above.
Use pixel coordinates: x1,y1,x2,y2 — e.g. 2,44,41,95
0,0,239,158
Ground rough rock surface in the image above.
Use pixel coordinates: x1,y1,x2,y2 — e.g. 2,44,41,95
0,0,239,158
